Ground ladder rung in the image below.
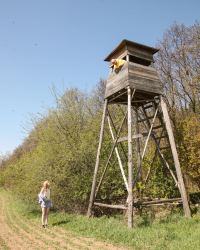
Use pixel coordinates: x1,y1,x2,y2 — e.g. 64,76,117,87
155,135,167,140
144,101,153,105
144,105,153,109
138,115,154,123
94,202,128,210
117,132,156,143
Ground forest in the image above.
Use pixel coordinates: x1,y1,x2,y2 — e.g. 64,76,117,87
0,21,200,215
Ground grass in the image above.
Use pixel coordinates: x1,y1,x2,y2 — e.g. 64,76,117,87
1,187,200,250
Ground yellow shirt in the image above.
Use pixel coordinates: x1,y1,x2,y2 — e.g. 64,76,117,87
114,59,126,70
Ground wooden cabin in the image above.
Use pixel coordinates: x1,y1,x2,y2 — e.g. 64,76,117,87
104,39,163,105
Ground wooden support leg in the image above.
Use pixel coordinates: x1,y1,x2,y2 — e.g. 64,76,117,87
161,97,191,217
138,107,179,185
95,89,136,199
135,107,142,195
127,87,133,228
107,116,129,191
87,99,108,218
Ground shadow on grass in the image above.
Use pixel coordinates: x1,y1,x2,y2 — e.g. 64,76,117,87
28,206,58,217
137,220,152,227
23,207,43,219
52,220,69,226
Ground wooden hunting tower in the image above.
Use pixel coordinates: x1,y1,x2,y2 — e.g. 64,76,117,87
87,40,191,228
104,39,162,102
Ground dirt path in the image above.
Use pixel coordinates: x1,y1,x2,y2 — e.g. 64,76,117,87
0,194,128,250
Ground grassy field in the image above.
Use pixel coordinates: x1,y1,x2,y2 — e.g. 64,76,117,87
0,188,200,250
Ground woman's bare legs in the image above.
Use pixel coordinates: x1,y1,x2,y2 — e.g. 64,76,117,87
42,207,46,226
42,206,50,227
45,207,50,226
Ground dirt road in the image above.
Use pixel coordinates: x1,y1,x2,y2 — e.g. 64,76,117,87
0,194,127,250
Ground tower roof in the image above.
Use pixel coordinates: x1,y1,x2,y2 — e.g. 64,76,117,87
104,39,159,62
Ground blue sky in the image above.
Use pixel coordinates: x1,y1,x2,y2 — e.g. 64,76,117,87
0,0,199,156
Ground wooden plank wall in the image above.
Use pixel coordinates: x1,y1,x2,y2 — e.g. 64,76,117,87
129,62,163,95
127,44,154,61
104,62,163,99
105,63,129,99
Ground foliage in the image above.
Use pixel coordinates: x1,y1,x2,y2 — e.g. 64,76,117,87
1,84,103,213
155,20,200,121
1,20,200,217
0,170,5,186
0,81,137,213
178,116,200,189
189,191,200,204
145,160,180,198
155,20,200,191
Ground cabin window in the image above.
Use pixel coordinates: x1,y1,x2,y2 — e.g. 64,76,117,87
123,55,151,66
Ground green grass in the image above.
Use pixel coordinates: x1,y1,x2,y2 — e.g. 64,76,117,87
1,188,200,250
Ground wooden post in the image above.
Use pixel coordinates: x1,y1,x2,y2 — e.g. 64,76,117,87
126,54,129,62
127,87,133,228
135,107,141,181
87,99,108,218
161,97,191,217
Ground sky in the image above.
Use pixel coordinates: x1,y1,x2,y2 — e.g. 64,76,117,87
0,0,199,156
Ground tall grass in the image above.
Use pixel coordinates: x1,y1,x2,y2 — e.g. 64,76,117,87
2,188,200,250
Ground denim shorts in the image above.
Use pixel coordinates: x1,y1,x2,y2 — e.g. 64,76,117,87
41,200,51,208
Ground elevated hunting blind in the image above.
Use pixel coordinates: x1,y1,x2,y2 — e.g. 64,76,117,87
104,40,163,102
87,40,191,228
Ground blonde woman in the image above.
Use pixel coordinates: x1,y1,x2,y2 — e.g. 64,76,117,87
40,181,52,228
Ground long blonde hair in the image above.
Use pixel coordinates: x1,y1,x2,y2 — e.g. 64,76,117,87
41,180,50,193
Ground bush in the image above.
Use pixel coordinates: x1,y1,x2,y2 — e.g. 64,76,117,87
189,191,200,204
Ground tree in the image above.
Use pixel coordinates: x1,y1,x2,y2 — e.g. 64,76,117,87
155,20,200,190
155,20,200,123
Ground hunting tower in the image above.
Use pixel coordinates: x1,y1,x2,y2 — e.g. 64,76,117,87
87,40,191,228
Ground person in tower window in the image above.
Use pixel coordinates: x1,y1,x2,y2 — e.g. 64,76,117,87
111,59,126,71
